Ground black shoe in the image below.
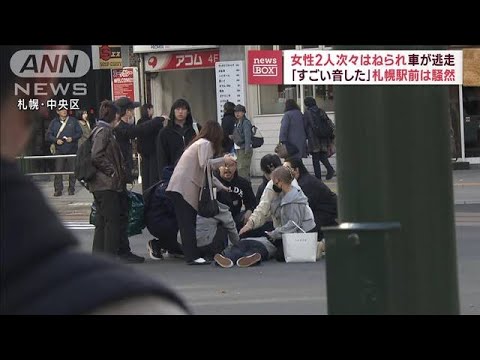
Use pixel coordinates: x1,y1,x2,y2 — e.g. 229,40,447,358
147,239,163,260
325,171,336,180
68,190,75,195
118,252,145,264
54,191,62,197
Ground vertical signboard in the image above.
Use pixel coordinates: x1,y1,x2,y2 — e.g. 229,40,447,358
215,61,245,122
111,67,141,118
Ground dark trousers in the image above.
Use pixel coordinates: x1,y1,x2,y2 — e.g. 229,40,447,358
167,191,200,263
118,190,131,255
199,225,228,260
141,154,159,193
312,151,334,179
54,156,76,192
150,228,183,255
223,239,269,263
92,190,126,256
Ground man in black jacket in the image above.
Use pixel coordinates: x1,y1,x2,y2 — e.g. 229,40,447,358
156,98,199,177
215,159,257,231
137,103,164,192
112,97,165,263
0,45,189,315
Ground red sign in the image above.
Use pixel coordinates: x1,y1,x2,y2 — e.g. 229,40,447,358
111,68,135,101
145,49,220,71
248,50,283,84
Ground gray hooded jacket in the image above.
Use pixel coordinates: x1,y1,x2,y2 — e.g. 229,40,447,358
269,187,316,239
195,201,240,247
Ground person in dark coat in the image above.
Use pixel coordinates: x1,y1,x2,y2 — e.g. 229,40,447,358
279,99,307,159
304,96,335,180
284,157,338,239
0,45,189,315
221,101,236,153
113,97,163,185
45,106,82,196
112,97,164,263
144,166,183,260
156,98,200,177
137,103,163,192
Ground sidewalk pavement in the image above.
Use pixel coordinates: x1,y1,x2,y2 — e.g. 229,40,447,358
35,167,480,222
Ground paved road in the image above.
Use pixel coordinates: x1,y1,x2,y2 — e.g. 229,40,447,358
67,204,479,315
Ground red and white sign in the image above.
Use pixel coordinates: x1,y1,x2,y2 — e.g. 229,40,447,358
111,67,139,101
145,49,220,72
248,50,283,84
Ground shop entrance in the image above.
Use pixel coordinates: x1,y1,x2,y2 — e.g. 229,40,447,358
149,68,217,125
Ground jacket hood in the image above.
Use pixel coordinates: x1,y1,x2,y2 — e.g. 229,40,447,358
281,187,309,206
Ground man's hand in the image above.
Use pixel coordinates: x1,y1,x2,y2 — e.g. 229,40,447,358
56,139,64,145
223,154,236,167
66,137,73,143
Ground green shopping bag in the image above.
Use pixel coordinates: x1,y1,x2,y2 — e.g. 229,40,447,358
89,191,145,236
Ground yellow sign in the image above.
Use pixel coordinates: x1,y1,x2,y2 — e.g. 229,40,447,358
463,48,480,87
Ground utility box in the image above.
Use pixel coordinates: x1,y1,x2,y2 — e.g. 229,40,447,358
323,222,401,315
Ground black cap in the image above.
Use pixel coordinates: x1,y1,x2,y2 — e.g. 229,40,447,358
234,104,246,113
114,97,141,110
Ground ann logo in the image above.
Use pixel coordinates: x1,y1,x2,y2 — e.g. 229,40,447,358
10,50,90,78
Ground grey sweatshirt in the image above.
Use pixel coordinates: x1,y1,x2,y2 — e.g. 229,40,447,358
195,202,240,247
269,187,316,239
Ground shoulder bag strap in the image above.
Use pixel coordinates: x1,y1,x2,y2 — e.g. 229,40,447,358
56,118,68,139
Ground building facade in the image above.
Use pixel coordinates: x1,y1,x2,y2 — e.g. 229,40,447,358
135,45,480,176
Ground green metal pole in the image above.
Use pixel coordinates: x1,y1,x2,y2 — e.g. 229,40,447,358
328,45,459,314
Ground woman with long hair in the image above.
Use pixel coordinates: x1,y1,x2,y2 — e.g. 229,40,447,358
166,120,235,265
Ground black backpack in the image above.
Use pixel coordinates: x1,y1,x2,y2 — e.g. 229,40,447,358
311,109,334,139
75,127,102,187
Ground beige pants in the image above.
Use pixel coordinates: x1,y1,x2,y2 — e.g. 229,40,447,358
237,149,253,180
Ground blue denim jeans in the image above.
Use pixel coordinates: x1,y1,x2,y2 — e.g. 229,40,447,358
223,239,269,264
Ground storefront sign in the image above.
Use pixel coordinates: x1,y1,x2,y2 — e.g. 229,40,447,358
91,45,124,69
133,45,217,53
247,50,283,84
215,61,245,122
463,48,480,87
283,50,463,85
145,49,220,72
111,67,139,102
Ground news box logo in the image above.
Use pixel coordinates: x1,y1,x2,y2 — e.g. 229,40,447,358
248,50,283,84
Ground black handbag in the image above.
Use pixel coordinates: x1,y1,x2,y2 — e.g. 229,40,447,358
197,165,219,218
251,125,264,148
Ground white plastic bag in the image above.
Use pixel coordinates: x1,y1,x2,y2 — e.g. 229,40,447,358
282,222,318,263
